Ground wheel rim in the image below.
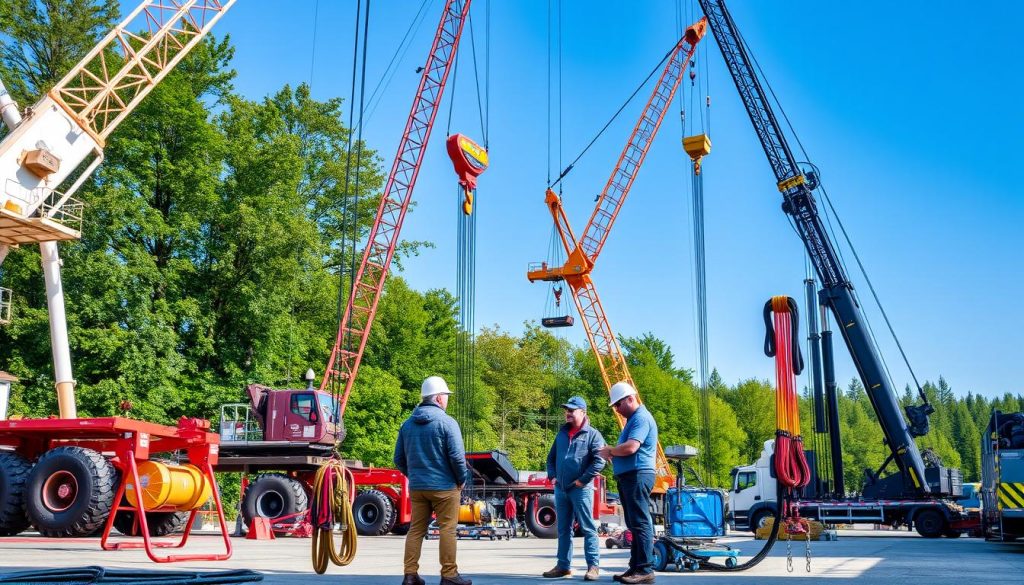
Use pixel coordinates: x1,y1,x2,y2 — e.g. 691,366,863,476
358,503,380,525
42,470,78,513
537,505,556,528
256,491,285,518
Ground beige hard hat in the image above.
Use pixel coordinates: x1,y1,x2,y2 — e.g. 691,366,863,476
608,381,637,406
421,376,453,398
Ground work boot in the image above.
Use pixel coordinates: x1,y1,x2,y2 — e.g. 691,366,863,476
439,574,472,585
402,575,426,585
584,566,600,581
620,571,656,584
542,566,572,578
612,569,636,582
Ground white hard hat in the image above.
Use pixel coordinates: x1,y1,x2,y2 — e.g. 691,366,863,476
609,381,637,406
421,376,453,398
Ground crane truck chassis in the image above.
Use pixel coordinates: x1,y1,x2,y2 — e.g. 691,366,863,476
215,383,613,538
729,439,967,538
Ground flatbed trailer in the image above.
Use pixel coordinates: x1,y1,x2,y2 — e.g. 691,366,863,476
0,417,231,562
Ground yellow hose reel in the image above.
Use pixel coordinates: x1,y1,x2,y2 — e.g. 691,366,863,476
124,460,212,511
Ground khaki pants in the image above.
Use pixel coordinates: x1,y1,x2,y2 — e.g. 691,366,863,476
404,488,461,578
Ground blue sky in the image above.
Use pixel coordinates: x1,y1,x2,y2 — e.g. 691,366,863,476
150,1,1022,397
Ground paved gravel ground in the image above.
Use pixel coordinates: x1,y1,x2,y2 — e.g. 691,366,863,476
1,529,1022,584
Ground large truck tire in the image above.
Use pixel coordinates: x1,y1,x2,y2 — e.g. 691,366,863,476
353,489,395,536
113,509,189,536
526,493,558,539
914,508,945,538
0,451,32,536
748,508,774,532
241,473,309,531
25,447,117,537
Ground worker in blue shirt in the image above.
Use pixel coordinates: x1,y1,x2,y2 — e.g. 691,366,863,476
599,381,658,584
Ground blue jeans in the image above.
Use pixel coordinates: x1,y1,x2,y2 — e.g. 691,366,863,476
617,471,655,575
555,484,599,569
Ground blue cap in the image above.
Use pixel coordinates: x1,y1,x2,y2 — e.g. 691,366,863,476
562,396,587,411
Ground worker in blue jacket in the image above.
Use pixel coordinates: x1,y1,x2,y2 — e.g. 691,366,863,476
542,396,606,581
394,376,472,585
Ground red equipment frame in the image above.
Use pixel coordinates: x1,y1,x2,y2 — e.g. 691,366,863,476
0,416,231,563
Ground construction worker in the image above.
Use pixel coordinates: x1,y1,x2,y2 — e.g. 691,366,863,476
542,396,606,581
394,376,472,585
518,495,530,537
599,382,658,584
504,492,518,537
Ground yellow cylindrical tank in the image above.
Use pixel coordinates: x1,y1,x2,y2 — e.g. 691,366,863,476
124,460,212,511
458,501,488,525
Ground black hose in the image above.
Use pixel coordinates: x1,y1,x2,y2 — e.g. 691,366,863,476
0,566,262,584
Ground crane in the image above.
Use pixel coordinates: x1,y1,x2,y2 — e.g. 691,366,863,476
527,18,708,494
696,0,941,498
0,0,235,418
321,0,472,416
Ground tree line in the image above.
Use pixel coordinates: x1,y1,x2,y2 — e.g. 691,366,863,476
1,2,1020,497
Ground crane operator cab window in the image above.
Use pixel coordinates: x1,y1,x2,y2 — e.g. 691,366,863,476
734,471,757,492
290,393,318,423
317,392,338,424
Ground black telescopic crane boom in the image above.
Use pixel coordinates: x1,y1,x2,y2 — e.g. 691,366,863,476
697,0,931,497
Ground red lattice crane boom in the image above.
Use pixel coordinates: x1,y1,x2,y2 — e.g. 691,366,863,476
527,18,707,493
322,0,472,414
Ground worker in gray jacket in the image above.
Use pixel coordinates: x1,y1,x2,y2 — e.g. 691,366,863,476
542,396,606,581
394,376,472,585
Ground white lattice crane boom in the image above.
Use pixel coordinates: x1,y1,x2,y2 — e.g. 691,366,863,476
0,0,234,418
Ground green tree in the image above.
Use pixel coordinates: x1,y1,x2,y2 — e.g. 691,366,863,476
475,325,551,468
0,0,119,104
722,378,775,464
704,394,746,486
344,365,405,466
950,401,980,481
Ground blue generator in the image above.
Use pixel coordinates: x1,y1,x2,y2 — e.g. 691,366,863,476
666,487,727,538
652,446,739,571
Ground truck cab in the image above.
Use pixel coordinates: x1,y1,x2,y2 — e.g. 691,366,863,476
219,383,341,453
728,439,775,531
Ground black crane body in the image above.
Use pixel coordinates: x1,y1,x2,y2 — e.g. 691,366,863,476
698,0,947,500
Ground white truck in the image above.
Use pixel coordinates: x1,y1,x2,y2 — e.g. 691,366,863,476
729,439,968,538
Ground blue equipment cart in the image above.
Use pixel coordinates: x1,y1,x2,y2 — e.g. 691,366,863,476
651,446,740,571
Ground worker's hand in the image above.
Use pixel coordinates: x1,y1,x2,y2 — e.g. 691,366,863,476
598,445,613,459
551,478,558,486
457,484,464,491
574,480,584,489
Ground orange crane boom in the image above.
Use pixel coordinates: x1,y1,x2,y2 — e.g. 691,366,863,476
527,18,707,493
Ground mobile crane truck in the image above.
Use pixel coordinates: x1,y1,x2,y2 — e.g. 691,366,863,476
696,0,965,538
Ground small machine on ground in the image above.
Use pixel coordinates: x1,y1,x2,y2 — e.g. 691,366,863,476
651,445,739,572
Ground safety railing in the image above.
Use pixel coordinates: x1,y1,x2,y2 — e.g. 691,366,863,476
218,403,263,442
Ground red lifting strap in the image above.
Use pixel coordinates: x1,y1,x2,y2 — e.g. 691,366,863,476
766,296,811,490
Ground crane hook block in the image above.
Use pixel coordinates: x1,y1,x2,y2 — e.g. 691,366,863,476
446,133,488,191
